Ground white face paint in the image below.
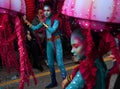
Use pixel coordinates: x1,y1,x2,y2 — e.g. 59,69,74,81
43,6,51,18
71,35,85,61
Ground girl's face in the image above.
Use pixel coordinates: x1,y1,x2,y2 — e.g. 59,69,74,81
71,35,85,61
43,6,51,18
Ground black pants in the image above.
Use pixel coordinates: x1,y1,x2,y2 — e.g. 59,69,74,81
26,40,43,71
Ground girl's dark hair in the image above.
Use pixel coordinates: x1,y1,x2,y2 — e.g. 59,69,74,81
72,29,101,49
72,28,85,42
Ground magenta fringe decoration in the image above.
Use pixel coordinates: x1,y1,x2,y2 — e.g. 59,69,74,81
25,0,35,22
0,14,19,72
15,16,37,89
102,32,120,89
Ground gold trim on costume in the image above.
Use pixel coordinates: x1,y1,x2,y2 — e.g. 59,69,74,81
47,35,60,41
24,20,32,27
66,74,72,83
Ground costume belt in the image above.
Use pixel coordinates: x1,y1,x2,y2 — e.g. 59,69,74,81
47,35,60,41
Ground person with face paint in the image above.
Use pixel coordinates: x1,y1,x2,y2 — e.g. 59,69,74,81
23,1,67,88
62,29,107,89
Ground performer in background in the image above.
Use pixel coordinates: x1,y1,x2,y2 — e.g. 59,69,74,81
23,1,67,88
23,8,45,72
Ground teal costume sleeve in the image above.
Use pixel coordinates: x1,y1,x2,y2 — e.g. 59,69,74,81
66,71,85,89
30,23,43,30
47,20,59,33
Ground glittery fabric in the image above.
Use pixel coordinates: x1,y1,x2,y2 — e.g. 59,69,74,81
0,0,26,14
62,0,120,23
15,17,37,89
0,14,19,72
67,58,107,89
62,0,120,31
66,71,85,89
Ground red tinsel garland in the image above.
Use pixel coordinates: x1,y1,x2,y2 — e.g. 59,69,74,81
53,1,72,37
15,16,37,89
72,60,97,89
25,0,35,22
64,17,72,37
39,1,44,9
100,31,120,89
0,14,19,72
0,14,37,89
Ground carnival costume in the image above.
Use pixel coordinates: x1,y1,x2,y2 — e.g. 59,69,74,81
62,0,120,89
29,15,67,87
66,57,107,89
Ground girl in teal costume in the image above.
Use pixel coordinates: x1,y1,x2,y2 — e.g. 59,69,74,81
23,1,67,88
62,29,107,89
65,58,107,89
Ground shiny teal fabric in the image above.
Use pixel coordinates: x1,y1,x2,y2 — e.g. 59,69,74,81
65,58,107,89
30,18,66,79
93,58,108,89
66,71,85,89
